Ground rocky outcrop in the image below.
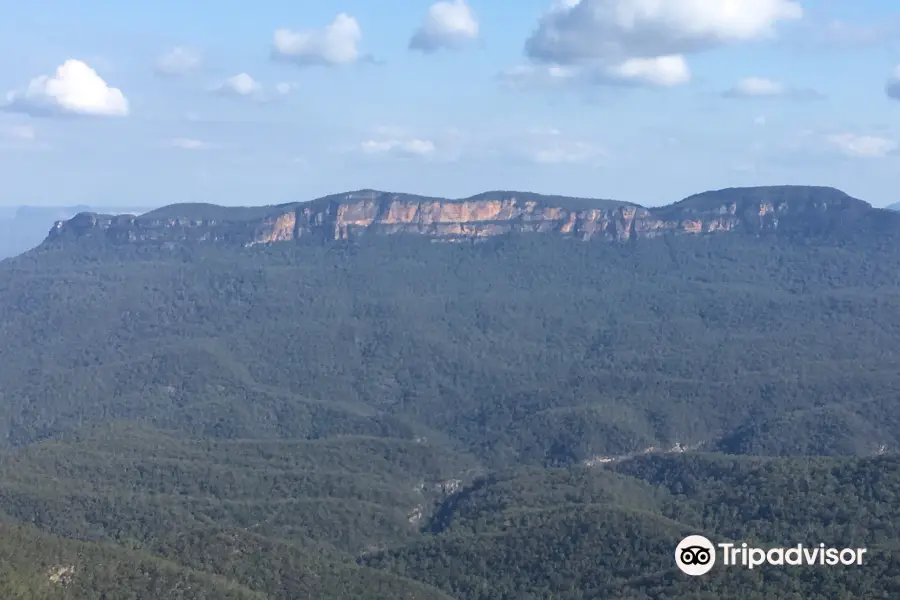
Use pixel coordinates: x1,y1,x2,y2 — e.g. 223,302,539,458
320,197,645,243
43,186,884,248
251,212,297,245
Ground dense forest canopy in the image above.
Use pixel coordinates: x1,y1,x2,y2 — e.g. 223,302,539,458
1,186,899,598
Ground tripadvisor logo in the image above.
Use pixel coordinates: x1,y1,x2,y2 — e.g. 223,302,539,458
675,535,867,577
676,535,717,576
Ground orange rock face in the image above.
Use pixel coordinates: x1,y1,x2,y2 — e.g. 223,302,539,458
682,220,703,234
307,197,738,241
46,188,848,250
247,212,296,245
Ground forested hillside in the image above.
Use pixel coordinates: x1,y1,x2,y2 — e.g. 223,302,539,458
1,188,900,598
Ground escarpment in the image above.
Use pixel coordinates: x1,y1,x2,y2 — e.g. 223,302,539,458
43,186,888,248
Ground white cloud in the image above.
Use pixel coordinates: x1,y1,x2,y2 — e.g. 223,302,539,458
360,138,436,158
410,0,479,52
500,55,690,89
168,138,215,150
754,115,767,126
355,125,460,160
273,14,362,66
825,133,897,158
210,76,294,101
886,65,900,101
216,73,262,97
525,0,803,65
155,47,201,75
602,55,691,87
3,59,129,117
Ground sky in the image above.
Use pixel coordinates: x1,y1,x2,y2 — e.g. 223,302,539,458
1,0,899,208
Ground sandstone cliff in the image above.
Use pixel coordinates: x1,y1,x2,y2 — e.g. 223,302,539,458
42,186,883,248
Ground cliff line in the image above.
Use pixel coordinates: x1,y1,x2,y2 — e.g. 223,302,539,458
43,186,885,248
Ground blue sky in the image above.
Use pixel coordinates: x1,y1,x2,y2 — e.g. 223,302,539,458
1,0,899,208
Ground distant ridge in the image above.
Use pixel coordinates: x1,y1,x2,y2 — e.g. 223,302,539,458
138,190,633,222
41,185,897,248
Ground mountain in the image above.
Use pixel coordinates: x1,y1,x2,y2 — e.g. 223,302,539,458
2,184,900,598
0,205,150,260
887,202,900,211
41,185,893,249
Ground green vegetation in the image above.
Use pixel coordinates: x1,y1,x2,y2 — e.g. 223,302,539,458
365,454,900,599
2,188,900,597
0,522,267,600
0,424,461,599
7,231,900,461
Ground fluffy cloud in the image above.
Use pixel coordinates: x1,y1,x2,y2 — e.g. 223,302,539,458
155,47,201,75
273,14,362,66
210,76,294,101
525,0,804,65
886,65,900,101
499,55,689,89
3,59,128,117
216,73,262,97
410,0,479,52
724,77,822,99
825,133,897,158
601,55,690,87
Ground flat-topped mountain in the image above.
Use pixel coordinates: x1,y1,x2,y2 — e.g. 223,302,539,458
42,185,892,248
